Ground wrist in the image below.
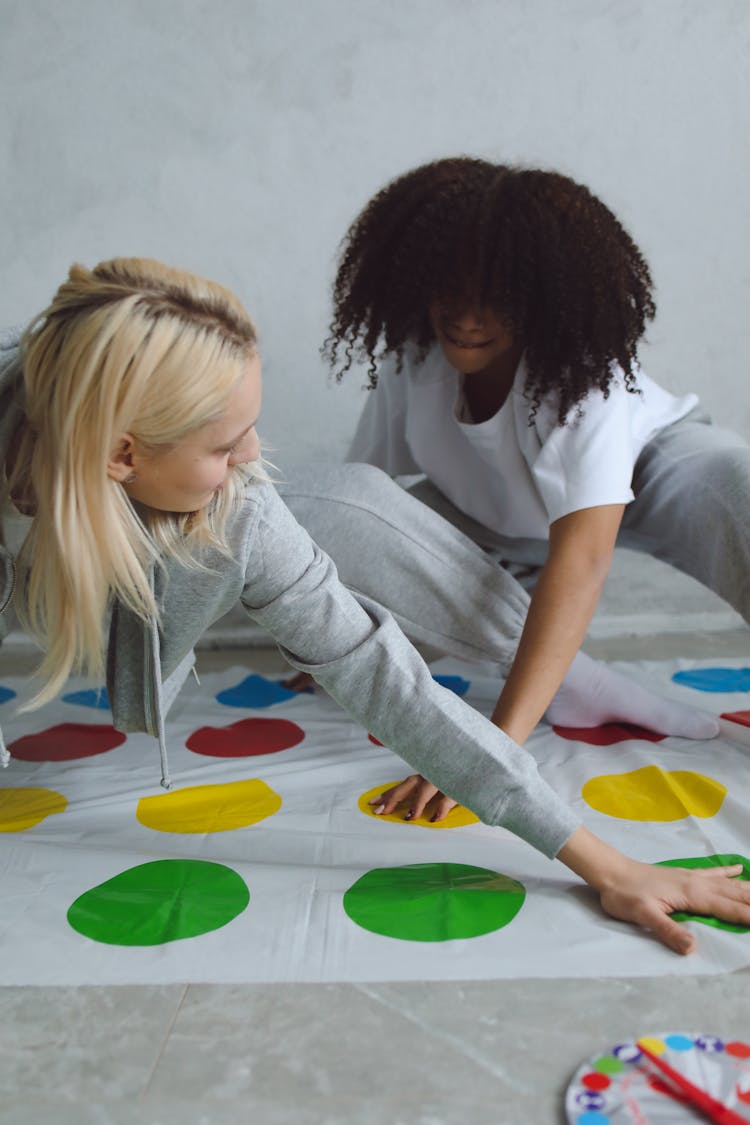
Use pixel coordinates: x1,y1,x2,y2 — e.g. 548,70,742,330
556,826,635,892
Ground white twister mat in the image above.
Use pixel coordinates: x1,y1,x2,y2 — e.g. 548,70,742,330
1,655,750,984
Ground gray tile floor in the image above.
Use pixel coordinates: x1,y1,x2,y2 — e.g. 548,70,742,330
2,549,749,1125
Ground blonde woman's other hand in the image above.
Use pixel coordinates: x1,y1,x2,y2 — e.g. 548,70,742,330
368,773,460,822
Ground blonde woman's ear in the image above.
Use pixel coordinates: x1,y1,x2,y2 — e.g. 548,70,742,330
107,435,136,483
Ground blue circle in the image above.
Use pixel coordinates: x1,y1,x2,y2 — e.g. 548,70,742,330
665,1034,694,1051
0,686,17,705
62,687,110,710
432,674,470,697
216,674,306,709
577,1114,610,1125
672,667,750,693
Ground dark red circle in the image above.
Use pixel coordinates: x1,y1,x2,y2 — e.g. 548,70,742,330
552,722,666,746
368,733,384,747
581,1072,611,1091
9,723,127,762
186,717,305,757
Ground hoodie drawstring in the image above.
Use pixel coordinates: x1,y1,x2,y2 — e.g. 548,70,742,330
148,615,172,790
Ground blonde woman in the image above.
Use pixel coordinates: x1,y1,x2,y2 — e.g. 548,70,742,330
1,257,749,955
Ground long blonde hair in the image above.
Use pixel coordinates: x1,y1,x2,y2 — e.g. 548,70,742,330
7,257,259,707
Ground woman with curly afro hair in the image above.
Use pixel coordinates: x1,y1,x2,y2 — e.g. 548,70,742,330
280,157,750,825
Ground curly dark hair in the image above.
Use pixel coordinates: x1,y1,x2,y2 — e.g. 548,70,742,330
324,158,656,423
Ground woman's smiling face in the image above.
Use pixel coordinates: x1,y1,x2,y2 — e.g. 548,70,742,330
429,302,518,375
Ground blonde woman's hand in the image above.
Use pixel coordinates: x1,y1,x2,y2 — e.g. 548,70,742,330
368,774,460,822
598,858,750,955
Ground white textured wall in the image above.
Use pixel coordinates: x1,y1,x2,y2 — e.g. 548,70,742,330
2,0,748,464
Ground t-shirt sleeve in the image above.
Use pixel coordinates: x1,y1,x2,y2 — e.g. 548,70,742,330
529,380,643,524
347,354,422,476
239,484,580,857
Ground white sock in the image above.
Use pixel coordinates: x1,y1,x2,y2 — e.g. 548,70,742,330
546,651,720,739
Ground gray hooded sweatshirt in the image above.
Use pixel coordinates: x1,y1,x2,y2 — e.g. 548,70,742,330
0,334,580,859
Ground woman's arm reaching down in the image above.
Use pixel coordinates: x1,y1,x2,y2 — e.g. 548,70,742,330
240,488,750,954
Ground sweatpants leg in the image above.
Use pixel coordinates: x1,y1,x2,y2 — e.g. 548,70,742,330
278,463,529,673
620,413,750,623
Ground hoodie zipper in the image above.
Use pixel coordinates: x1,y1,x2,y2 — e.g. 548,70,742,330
0,553,16,617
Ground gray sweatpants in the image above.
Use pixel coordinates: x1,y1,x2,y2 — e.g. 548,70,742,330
279,410,750,666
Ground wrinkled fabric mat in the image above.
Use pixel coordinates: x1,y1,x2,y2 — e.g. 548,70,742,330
2,656,750,984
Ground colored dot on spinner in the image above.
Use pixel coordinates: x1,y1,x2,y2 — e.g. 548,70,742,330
136,779,282,834
695,1037,724,1052
664,1035,694,1051
357,782,479,829
186,717,305,758
215,674,303,709
576,1113,610,1125
0,686,17,704
672,667,750,693
638,1037,667,1055
574,1091,607,1112
612,1043,642,1064
9,723,126,762
0,787,68,832
67,858,250,946
726,1042,750,1059
593,1056,625,1075
581,1073,611,1092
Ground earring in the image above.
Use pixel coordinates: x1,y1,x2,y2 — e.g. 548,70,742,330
123,472,137,484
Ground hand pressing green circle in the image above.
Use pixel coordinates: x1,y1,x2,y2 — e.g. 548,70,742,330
657,853,750,933
67,858,250,945
343,862,525,942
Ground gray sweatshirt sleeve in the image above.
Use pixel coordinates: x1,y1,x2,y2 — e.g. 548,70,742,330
240,485,580,858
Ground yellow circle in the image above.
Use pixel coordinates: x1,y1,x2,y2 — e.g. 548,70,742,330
358,781,479,829
637,1037,667,1055
137,779,282,834
582,766,726,822
0,787,68,832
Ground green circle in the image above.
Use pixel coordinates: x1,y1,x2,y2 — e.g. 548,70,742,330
67,858,250,945
343,862,525,942
594,1055,625,1075
656,853,750,933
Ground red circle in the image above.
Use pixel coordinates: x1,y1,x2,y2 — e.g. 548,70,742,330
721,711,750,730
726,1041,750,1058
581,1072,611,1091
552,722,666,746
9,723,126,762
186,717,305,757
368,734,384,747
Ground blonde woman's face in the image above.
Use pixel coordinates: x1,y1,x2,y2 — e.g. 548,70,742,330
115,354,263,513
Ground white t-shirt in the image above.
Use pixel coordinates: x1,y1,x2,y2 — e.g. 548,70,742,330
348,347,698,541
